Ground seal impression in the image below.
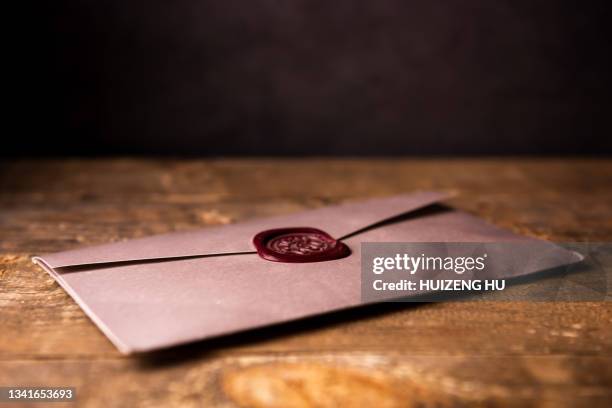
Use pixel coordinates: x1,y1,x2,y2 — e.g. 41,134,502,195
253,227,351,263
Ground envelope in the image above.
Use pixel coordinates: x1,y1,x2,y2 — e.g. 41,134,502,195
33,192,581,354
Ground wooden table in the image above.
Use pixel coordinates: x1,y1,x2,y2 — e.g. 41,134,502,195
1,158,611,407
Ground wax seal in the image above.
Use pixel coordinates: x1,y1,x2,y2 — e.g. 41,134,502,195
253,227,351,263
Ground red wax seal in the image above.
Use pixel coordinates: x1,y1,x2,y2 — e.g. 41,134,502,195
253,227,351,263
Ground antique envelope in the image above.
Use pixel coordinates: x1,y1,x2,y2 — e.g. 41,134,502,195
33,192,581,354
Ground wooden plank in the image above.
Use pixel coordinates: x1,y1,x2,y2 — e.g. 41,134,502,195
2,254,611,359
1,356,610,407
0,352,612,407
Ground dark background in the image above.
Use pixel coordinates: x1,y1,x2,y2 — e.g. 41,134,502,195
11,0,612,156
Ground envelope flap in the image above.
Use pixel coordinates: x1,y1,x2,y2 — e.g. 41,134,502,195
37,191,450,268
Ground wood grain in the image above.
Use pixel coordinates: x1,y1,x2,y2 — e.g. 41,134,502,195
1,158,611,407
